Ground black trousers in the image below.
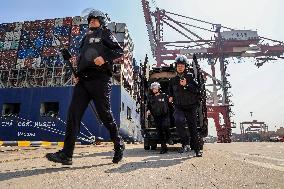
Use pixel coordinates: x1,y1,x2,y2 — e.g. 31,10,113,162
62,77,121,157
153,115,170,148
173,106,200,151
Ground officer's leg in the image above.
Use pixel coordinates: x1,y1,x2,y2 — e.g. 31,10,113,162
91,79,122,148
154,117,162,142
163,116,172,144
63,82,91,157
185,106,201,155
155,116,167,151
173,109,189,146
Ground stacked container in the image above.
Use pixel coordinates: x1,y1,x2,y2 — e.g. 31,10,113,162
0,16,135,88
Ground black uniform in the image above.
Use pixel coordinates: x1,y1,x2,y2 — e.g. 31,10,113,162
147,93,170,150
63,27,124,158
168,73,201,152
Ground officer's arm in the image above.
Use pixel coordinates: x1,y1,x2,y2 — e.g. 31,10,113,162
146,96,151,111
168,79,174,97
168,79,174,103
79,35,86,50
164,93,172,106
102,29,124,62
77,35,86,67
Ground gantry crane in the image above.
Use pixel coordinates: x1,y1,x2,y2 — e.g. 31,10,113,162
141,0,284,142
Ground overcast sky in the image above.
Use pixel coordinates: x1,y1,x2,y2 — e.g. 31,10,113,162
1,0,283,136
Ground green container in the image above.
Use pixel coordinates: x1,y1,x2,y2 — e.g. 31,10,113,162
0,41,4,50
10,40,19,50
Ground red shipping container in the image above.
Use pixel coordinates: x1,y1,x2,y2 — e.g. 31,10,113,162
71,26,80,36
60,36,70,46
2,51,11,59
23,21,31,30
42,47,57,57
45,19,55,29
0,32,5,40
34,20,41,29
30,30,38,39
24,58,33,68
45,28,53,38
63,17,72,26
8,23,15,31
30,21,37,30
9,50,18,59
39,20,46,28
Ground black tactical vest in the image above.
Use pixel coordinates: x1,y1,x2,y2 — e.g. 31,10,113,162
171,74,199,108
149,93,169,116
77,29,109,73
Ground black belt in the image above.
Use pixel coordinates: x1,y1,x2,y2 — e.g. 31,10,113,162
78,69,110,80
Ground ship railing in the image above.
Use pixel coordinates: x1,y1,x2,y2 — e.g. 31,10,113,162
0,66,76,88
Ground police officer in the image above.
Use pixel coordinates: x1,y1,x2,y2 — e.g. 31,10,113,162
168,55,202,157
46,9,125,165
147,82,170,154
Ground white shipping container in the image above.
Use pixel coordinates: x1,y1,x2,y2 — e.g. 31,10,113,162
54,18,63,27
107,22,116,32
116,23,126,33
115,33,126,43
17,59,25,68
5,32,14,41
72,16,81,25
14,22,23,31
4,41,12,50
13,31,21,40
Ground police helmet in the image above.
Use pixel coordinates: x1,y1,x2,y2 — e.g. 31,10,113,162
87,9,108,26
150,82,161,90
175,54,188,65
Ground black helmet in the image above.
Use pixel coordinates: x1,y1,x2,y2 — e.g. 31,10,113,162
175,55,188,65
87,9,108,26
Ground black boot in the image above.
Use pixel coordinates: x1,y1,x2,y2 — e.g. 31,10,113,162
178,145,190,153
160,148,168,154
167,138,174,145
195,150,202,157
160,144,168,154
46,150,72,165
112,142,125,163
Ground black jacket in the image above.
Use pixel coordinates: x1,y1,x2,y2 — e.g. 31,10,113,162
147,93,169,117
77,27,123,76
168,73,200,109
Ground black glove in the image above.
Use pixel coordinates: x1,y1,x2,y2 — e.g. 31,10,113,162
61,48,72,60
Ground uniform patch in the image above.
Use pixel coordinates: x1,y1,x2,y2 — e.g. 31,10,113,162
89,37,101,43
89,37,95,43
94,38,101,43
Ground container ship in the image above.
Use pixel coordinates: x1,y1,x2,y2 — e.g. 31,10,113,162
0,16,142,145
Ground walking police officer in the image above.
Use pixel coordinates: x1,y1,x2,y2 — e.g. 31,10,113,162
46,9,125,165
147,82,170,154
168,55,202,157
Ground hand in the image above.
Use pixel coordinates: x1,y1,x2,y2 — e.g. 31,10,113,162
72,75,79,85
146,110,151,116
180,79,187,86
169,97,173,103
94,56,105,66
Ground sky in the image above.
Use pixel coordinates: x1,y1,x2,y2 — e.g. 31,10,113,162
1,0,283,136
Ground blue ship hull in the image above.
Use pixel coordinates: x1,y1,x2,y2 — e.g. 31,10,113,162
0,85,141,144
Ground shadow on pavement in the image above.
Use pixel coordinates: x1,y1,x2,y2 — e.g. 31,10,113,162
105,147,194,173
0,146,193,181
0,162,112,182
